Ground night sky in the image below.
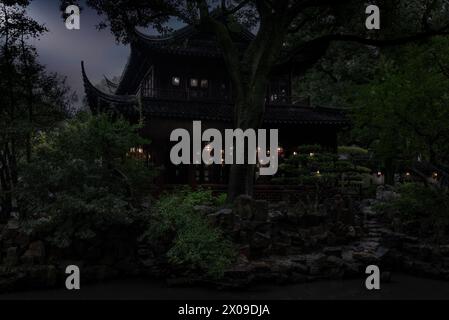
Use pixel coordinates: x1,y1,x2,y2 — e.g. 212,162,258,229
28,1,130,104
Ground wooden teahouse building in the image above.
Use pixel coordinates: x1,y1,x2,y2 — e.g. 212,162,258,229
82,24,348,186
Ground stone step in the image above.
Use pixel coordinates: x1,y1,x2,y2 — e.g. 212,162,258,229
368,232,381,236
363,237,382,242
364,223,381,228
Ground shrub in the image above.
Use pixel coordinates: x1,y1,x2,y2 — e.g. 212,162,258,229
147,188,235,279
273,145,372,197
18,114,154,249
376,183,449,242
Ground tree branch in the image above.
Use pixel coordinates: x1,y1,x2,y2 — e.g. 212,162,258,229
196,0,243,98
280,26,449,74
221,0,251,16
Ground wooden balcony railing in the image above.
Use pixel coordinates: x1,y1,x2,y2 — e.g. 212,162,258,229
141,87,312,106
141,88,232,102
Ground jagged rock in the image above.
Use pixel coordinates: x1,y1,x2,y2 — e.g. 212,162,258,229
361,198,378,208
326,255,344,269
403,243,433,261
193,205,216,216
5,247,19,267
207,208,233,227
140,258,156,268
306,253,327,275
352,250,378,264
6,219,19,230
376,186,399,202
291,272,308,283
285,211,298,224
2,220,20,239
271,241,290,255
381,230,419,247
253,200,269,221
250,260,271,272
346,226,357,238
439,245,449,257
251,232,271,250
361,206,377,218
291,261,308,274
324,246,342,257
238,245,251,258
268,210,284,222
137,247,151,257
234,195,253,220
21,241,46,264
299,209,328,227
14,233,30,249
269,201,288,214
309,232,329,247
28,265,58,288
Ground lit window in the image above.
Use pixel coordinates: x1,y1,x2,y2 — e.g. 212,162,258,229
172,77,180,86
190,78,198,87
201,79,209,88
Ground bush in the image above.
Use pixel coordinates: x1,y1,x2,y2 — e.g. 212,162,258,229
273,145,372,197
146,188,235,279
376,183,449,242
18,114,154,249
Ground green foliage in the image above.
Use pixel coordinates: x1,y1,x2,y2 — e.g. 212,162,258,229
18,114,154,248
147,189,235,279
0,2,73,221
273,145,371,195
295,42,378,108
351,37,449,166
338,146,369,156
376,183,449,242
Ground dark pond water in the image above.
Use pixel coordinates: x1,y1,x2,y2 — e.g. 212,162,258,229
0,273,448,300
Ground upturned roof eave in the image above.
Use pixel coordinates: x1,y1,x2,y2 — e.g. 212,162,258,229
81,61,137,106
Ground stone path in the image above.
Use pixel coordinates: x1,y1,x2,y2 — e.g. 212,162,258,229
347,202,389,264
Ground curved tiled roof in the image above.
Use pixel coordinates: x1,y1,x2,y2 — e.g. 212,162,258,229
82,61,139,115
82,64,348,126
139,98,348,125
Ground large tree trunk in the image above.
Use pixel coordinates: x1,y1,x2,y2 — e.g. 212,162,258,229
384,157,395,186
227,164,256,200
226,94,266,202
0,144,15,222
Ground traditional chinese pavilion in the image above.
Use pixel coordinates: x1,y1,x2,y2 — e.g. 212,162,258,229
82,24,348,186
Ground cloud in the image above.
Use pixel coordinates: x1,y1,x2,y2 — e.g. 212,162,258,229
28,1,129,105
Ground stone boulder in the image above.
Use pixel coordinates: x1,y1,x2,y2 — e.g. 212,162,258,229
376,186,399,202
207,208,234,228
268,210,284,222
21,241,46,265
250,232,271,253
234,195,253,220
193,205,217,216
253,200,269,222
